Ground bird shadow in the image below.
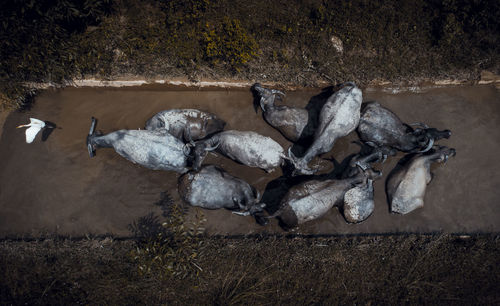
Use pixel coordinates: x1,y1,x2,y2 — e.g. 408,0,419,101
41,121,58,142
127,212,164,241
127,190,187,241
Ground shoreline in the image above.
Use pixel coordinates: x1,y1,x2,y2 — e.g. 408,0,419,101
24,70,500,92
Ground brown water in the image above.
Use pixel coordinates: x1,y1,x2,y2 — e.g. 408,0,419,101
0,85,498,237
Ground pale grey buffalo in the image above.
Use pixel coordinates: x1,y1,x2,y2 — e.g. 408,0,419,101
357,102,451,153
269,168,380,229
288,83,363,175
192,130,289,172
386,146,456,214
145,109,226,142
87,117,190,173
178,165,265,215
252,83,308,142
343,178,376,223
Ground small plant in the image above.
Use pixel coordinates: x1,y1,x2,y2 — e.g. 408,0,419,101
203,17,259,69
130,202,206,279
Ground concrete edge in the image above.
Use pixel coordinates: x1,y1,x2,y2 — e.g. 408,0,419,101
23,70,500,93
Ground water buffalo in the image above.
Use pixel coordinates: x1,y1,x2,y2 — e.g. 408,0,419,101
252,83,308,142
343,179,375,223
87,117,190,173
178,165,265,215
145,109,226,142
269,168,380,229
342,144,397,176
357,102,451,153
339,147,388,223
386,146,456,214
192,130,289,173
288,83,363,175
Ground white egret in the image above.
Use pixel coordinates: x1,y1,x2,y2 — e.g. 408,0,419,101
16,118,54,143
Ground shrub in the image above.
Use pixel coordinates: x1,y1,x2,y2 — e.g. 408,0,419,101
130,203,206,279
203,17,259,68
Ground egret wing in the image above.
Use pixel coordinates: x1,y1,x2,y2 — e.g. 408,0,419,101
25,125,43,143
29,118,45,126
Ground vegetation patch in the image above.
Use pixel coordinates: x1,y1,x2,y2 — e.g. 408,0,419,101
203,17,259,69
0,234,498,304
1,0,499,109
130,203,206,279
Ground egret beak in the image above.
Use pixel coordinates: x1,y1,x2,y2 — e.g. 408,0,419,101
16,124,28,129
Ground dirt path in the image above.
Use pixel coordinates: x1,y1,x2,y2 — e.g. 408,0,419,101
0,85,498,237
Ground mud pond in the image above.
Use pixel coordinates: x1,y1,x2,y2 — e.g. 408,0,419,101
0,84,499,237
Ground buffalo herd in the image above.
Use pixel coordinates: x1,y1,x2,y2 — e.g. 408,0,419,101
87,83,455,229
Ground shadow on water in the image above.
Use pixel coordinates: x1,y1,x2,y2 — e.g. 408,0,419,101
250,86,261,114
127,212,163,241
291,85,344,157
259,140,385,228
41,120,58,141
127,190,186,241
250,83,343,157
153,191,189,217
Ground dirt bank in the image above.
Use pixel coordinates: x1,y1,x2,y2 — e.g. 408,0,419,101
2,0,499,109
0,84,498,237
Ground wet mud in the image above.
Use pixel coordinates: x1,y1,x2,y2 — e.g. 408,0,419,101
0,85,498,237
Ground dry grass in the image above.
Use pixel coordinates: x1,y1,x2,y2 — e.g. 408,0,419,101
0,234,498,304
1,0,499,109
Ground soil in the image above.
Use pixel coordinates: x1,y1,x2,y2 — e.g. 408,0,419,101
0,84,498,237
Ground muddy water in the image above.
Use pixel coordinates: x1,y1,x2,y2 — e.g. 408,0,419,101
0,85,498,237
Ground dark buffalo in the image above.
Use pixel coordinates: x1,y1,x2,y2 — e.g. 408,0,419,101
178,165,265,215
145,109,226,142
252,83,308,142
357,102,451,153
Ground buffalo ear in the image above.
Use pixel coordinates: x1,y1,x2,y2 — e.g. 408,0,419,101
232,197,242,209
184,128,195,145
183,144,192,156
232,197,239,206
